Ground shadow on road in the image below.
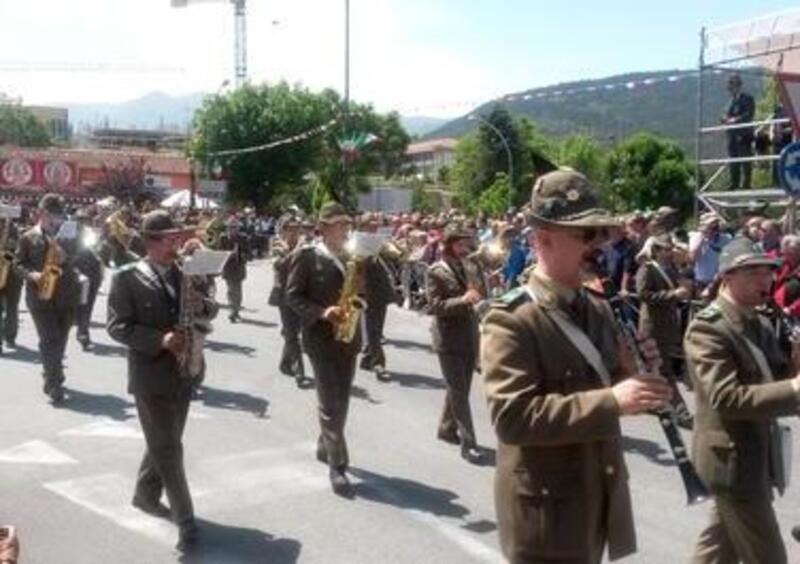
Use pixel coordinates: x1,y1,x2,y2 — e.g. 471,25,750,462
351,384,381,405
622,435,676,467
389,371,445,390
237,317,278,329
199,385,269,418
179,518,302,564
58,388,134,421
204,340,257,357
385,337,433,353
2,344,40,363
349,467,470,519
87,341,128,357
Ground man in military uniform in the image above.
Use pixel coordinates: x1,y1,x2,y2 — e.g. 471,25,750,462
723,73,756,190
636,234,694,428
73,210,104,351
16,194,80,403
359,212,396,382
481,170,672,563
268,213,311,388
286,202,360,496
427,223,485,463
107,210,215,552
686,236,800,564
0,213,22,353
218,218,247,323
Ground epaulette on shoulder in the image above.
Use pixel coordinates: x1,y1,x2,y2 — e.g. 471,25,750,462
490,286,531,310
695,303,722,322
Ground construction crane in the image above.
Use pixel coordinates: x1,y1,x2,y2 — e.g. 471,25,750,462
171,0,247,87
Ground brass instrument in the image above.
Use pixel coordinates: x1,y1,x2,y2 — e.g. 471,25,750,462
379,239,406,262
105,211,130,249
333,253,367,343
0,219,13,291
332,232,387,343
38,240,63,301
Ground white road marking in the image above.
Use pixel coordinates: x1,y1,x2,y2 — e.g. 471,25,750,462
60,419,143,439
0,440,78,465
43,442,327,546
358,480,503,563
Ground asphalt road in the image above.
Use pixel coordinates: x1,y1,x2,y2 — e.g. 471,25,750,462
0,259,798,564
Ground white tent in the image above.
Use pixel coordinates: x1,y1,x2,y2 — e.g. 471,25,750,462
705,8,800,71
95,196,117,209
160,190,219,209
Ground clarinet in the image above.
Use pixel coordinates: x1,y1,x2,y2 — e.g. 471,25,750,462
603,281,710,506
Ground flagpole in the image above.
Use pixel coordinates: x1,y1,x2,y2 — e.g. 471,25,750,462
342,0,351,205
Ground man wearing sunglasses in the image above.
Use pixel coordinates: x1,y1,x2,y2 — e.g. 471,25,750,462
481,169,671,563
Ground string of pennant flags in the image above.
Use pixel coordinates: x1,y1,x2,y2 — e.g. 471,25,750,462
206,117,340,159
393,69,731,116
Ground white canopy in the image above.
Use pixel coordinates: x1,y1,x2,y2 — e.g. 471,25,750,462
705,8,800,71
160,190,219,209
94,196,117,209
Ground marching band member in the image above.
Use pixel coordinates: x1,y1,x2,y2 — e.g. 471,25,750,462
269,212,311,388
16,193,80,404
427,223,485,464
107,210,216,552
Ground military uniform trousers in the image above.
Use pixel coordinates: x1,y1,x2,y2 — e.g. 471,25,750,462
0,274,22,344
692,493,786,564
29,305,74,391
278,304,305,378
134,388,195,526
727,136,753,190
76,275,102,342
360,303,387,371
437,352,477,448
308,350,357,470
225,277,243,315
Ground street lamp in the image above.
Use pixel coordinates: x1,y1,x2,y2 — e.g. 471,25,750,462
468,114,514,210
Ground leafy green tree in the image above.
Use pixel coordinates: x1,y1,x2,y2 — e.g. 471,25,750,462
191,82,334,208
604,132,694,218
477,173,512,217
0,105,51,147
410,181,436,213
558,135,606,185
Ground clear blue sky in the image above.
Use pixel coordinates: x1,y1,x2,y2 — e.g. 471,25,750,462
0,0,797,116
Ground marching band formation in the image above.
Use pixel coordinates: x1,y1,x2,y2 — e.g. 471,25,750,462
0,169,798,562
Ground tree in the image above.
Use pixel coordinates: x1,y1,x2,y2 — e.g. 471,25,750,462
0,105,51,147
410,181,436,213
558,135,606,185
92,157,154,205
603,132,694,218
191,82,335,208
477,173,512,217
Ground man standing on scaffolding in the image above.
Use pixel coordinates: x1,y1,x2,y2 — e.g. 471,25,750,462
723,73,755,190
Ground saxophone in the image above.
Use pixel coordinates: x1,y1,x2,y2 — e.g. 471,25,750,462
0,219,13,291
37,239,62,301
177,264,213,380
333,254,367,343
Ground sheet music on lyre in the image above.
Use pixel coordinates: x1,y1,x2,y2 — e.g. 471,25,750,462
183,249,232,276
0,204,21,219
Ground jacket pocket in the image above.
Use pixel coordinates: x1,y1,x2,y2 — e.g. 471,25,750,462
704,430,737,489
513,469,585,558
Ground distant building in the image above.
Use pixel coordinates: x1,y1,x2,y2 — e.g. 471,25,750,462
25,105,71,141
88,128,189,151
0,146,192,203
405,137,457,180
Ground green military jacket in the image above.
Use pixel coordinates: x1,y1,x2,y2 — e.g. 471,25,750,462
685,295,799,497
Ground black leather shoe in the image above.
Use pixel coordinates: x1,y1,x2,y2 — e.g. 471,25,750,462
4,339,15,349
792,525,800,543
296,376,314,389
176,521,199,552
329,467,353,497
48,386,66,405
461,446,483,464
132,496,171,519
375,367,391,383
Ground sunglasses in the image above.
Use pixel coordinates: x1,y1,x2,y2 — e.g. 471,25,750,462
564,227,610,244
